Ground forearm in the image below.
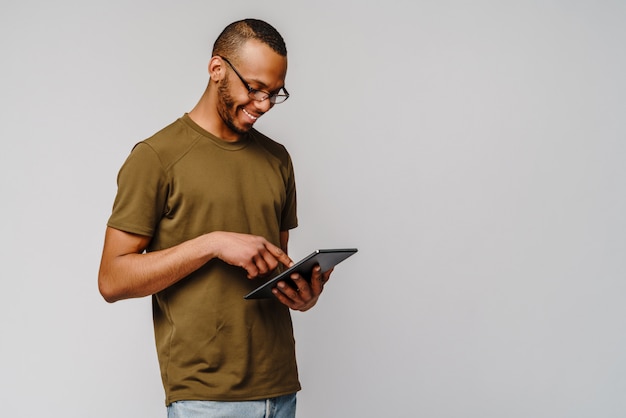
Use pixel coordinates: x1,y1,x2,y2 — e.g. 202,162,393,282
98,232,216,303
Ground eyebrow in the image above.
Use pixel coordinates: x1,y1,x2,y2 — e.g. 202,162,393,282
249,77,285,92
249,78,269,89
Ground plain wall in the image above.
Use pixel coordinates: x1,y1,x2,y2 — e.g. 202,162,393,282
1,1,625,417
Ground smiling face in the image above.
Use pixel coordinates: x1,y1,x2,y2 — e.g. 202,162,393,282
214,39,288,138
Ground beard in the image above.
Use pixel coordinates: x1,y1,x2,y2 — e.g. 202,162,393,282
216,77,249,136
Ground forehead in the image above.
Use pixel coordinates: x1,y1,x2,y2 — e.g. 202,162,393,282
234,39,288,88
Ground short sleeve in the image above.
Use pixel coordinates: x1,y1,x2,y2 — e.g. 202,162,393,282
107,142,169,237
280,155,298,231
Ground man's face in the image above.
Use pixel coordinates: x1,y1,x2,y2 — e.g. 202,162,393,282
215,40,288,137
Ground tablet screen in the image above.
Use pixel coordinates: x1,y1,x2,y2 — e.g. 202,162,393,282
244,248,358,299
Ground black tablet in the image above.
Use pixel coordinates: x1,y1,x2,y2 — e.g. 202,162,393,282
244,248,358,299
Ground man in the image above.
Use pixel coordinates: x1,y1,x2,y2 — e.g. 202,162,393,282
98,18,331,417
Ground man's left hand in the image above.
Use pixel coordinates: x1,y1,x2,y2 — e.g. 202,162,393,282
272,266,333,311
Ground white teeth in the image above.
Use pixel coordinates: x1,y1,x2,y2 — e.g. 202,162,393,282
242,108,258,120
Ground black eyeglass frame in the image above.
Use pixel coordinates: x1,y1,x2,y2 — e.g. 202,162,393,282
219,56,290,104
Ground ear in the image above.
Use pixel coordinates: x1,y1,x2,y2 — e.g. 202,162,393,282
208,56,225,82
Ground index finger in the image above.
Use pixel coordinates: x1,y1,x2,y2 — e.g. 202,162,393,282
266,243,293,268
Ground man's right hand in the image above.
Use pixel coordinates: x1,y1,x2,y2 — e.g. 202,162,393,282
208,231,293,279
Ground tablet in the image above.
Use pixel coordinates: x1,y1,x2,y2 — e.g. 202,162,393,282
244,248,358,299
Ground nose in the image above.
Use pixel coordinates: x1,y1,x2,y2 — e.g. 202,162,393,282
254,97,273,114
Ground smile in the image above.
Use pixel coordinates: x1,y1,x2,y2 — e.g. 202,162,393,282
242,108,258,121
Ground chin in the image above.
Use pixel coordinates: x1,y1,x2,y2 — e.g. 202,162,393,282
225,119,252,136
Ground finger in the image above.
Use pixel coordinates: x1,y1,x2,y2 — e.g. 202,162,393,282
272,284,315,312
272,283,299,304
243,261,260,279
258,251,281,274
290,273,314,299
272,287,292,307
306,266,322,295
321,267,334,285
265,243,293,267
252,254,270,276
273,280,302,306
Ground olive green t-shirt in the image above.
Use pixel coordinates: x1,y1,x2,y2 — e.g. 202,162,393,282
108,114,300,404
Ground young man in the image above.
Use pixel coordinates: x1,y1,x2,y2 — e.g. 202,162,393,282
98,18,331,417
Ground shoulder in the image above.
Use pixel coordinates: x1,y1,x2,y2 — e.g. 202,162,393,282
248,129,292,165
133,117,202,170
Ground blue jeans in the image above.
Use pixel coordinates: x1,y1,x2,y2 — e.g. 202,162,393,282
167,393,297,418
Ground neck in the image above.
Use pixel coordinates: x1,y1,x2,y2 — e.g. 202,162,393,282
188,90,242,142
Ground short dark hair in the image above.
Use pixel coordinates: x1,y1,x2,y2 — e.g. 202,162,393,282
212,18,287,60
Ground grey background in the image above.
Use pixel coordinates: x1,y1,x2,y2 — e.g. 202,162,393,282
1,1,625,417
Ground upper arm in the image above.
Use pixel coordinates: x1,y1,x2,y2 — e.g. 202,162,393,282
98,227,151,297
100,226,152,259
280,230,289,254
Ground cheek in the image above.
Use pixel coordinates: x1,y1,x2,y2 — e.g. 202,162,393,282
218,84,235,108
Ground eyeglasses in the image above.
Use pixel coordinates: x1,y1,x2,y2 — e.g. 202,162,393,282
219,56,290,104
